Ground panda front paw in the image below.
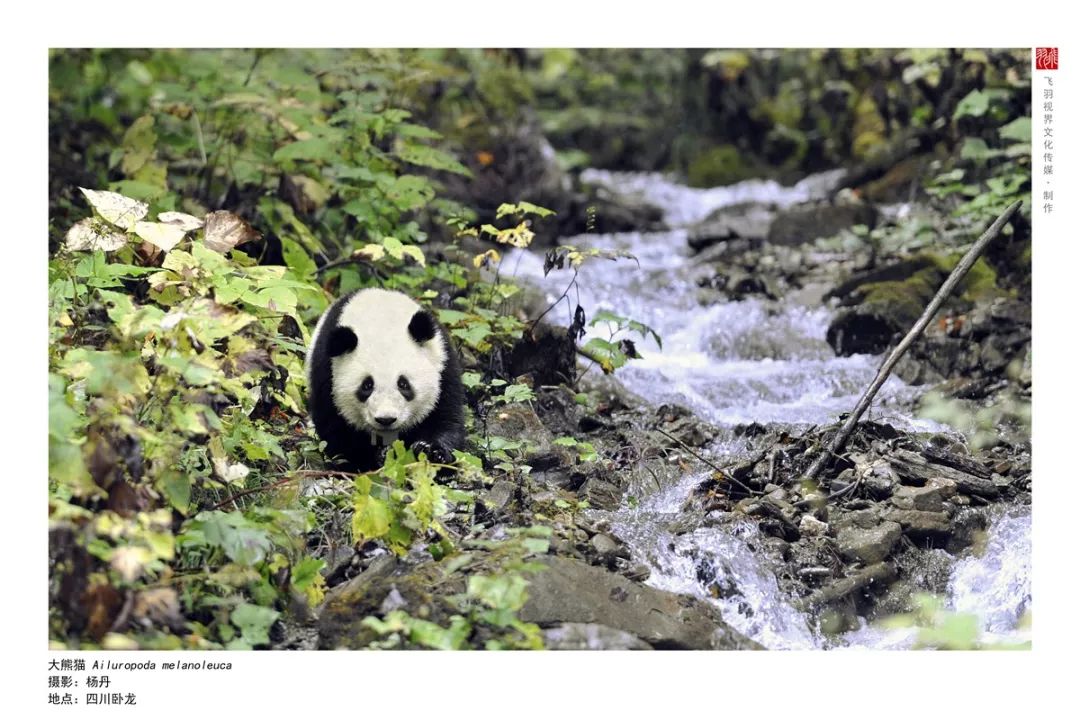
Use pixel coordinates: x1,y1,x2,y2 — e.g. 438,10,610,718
410,439,454,465
375,443,390,468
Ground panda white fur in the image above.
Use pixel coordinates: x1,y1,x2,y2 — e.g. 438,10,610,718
306,288,465,471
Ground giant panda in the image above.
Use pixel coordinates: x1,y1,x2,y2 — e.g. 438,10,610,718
306,288,466,472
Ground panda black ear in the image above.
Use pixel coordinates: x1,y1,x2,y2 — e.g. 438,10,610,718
408,310,437,344
328,326,358,356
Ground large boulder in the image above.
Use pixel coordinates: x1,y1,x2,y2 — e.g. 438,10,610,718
767,200,877,246
520,556,760,650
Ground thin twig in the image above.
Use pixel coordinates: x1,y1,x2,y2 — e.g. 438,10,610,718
210,474,300,510
243,49,266,87
793,475,863,509
315,254,387,281
530,268,578,329
803,199,1022,482
191,111,207,166
653,428,758,496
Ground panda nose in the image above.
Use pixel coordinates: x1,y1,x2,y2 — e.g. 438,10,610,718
374,416,397,428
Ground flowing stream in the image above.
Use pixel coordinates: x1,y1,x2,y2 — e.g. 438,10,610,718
507,170,1032,649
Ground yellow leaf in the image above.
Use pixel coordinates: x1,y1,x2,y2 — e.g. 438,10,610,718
356,244,386,262
134,221,187,252
399,245,426,267
493,221,535,248
473,249,501,268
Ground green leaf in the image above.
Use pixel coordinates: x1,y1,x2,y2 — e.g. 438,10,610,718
273,138,336,163
501,384,536,403
953,90,990,119
959,138,1003,163
353,476,391,541
48,374,81,441
436,309,471,325
49,441,94,496
495,201,555,219
162,470,191,514
291,557,326,593
468,574,530,612
59,349,150,399
231,603,280,647
280,237,317,278
394,141,471,176
998,117,1031,143
197,511,273,565
451,323,492,350
382,236,404,259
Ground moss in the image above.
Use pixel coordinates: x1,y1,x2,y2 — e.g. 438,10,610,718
858,266,944,327
958,257,998,298
851,92,887,160
853,253,1000,330
686,144,753,188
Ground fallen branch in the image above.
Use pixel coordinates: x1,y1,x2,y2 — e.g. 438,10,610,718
653,428,758,497
802,199,1023,482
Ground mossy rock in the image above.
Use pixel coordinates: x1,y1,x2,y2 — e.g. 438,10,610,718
827,253,999,355
317,558,465,649
686,145,754,188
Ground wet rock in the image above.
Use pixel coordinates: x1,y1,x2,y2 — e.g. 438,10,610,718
891,478,957,513
485,402,576,473
797,562,896,611
621,563,652,583
861,459,900,499
543,622,654,650
700,269,779,301
579,474,622,511
480,480,517,517
946,507,990,554
887,450,999,499
589,533,622,562
833,508,882,530
837,521,902,564
520,556,760,650
826,307,897,356
767,200,877,246
566,183,667,236
883,509,952,544
687,202,773,252
799,515,829,537
319,557,463,649
655,403,717,447
825,254,957,357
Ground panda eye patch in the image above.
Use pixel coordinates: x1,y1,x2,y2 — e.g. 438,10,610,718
357,376,375,402
397,376,415,401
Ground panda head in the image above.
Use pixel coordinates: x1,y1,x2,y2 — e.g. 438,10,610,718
319,289,447,435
